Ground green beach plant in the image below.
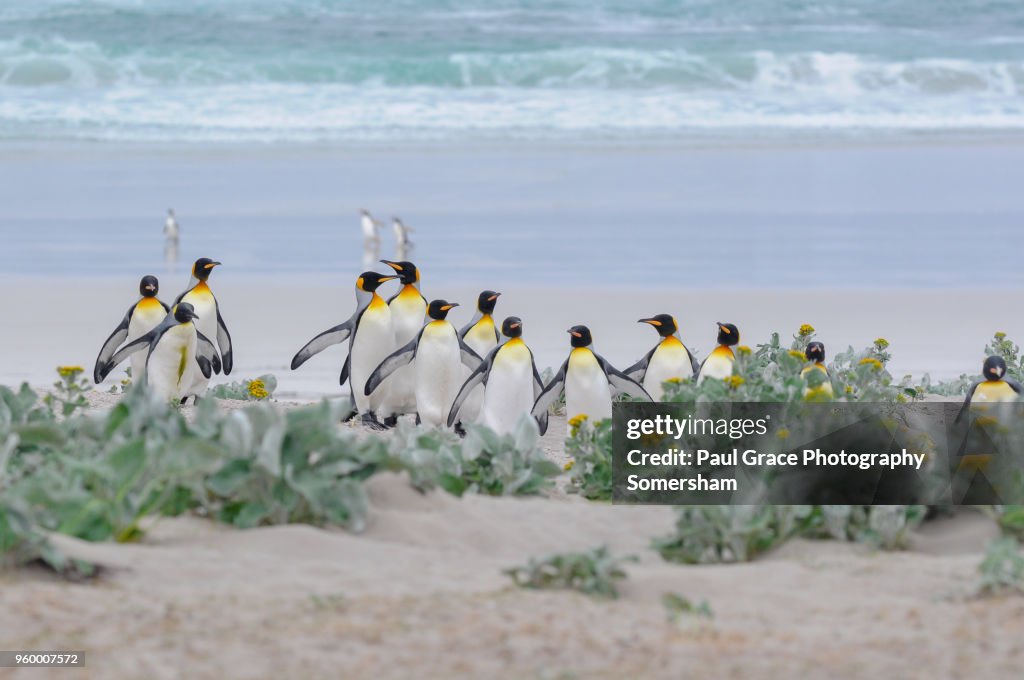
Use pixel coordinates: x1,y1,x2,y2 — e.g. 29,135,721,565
504,545,636,599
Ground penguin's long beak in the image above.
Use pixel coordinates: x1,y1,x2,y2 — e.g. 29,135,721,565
380,275,397,283
205,261,222,269
717,322,730,334
145,284,156,292
488,293,501,301
639,318,660,326
381,260,402,271
441,303,460,311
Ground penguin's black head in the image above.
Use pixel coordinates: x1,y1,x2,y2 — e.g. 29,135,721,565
174,302,199,324
984,355,1007,381
806,341,826,363
357,271,397,292
567,325,592,348
639,314,677,338
477,290,501,315
192,258,221,282
428,299,459,320
380,260,419,285
716,322,739,347
139,275,159,298
502,316,523,338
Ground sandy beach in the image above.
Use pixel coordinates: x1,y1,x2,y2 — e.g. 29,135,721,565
2,462,1018,680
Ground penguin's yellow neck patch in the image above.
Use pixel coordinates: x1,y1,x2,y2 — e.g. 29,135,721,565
397,284,420,301
368,293,388,312
137,297,163,311
711,345,735,361
660,335,684,349
975,380,1017,402
801,362,828,377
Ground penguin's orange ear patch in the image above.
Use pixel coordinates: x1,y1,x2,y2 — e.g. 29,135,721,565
357,276,365,290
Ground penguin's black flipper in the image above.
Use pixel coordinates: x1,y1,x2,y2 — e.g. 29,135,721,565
457,336,484,370
447,348,497,427
291,319,354,370
1007,378,1023,394
196,355,213,380
955,381,983,423
531,358,549,435
98,330,159,383
94,304,134,383
159,300,171,314
623,346,656,383
216,307,234,375
339,354,352,386
532,359,568,421
365,333,421,396
196,332,222,375
595,353,652,401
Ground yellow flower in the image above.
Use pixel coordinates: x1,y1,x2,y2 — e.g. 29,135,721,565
874,338,889,350
787,350,806,360
247,379,270,400
845,385,854,394
859,357,883,370
995,331,1007,340
665,377,682,385
736,345,752,356
776,428,790,440
568,414,588,429
57,366,85,378
896,393,907,403
724,375,745,389
564,460,575,472
798,324,815,336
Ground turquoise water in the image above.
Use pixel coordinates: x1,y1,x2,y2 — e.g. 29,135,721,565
3,0,1024,142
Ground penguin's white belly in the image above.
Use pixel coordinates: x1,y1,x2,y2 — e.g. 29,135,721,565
127,302,166,382
565,351,612,422
146,324,198,402
698,348,735,383
644,342,691,401
180,289,219,394
480,344,534,435
351,304,394,412
415,325,461,427
383,298,425,416
460,321,498,424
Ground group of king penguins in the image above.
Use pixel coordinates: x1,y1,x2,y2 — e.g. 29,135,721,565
94,258,1019,432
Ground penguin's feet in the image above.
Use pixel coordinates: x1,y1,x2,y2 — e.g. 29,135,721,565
382,415,398,428
454,423,467,438
360,412,387,431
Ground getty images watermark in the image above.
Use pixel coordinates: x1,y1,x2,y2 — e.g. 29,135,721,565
611,401,1024,505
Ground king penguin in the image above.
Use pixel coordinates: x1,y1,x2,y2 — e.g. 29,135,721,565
364,300,482,428
291,271,398,428
455,290,502,425
801,341,834,400
378,259,427,426
95,302,220,403
175,258,233,397
94,275,171,385
532,325,650,424
624,314,700,400
448,316,548,436
958,356,1022,418
697,322,739,383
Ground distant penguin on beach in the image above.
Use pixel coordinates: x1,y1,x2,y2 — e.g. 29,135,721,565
361,209,382,267
448,316,548,436
93,275,170,385
175,258,233,397
697,322,739,383
291,271,398,429
532,325,650,423
958,356,1022,418
364,299,483,428
392,217,414,259
95,302,219,403
164,209,180,270
624,314,700,399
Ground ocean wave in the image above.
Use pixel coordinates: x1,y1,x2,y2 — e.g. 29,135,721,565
4,82,1024,143
2,36,1024,98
